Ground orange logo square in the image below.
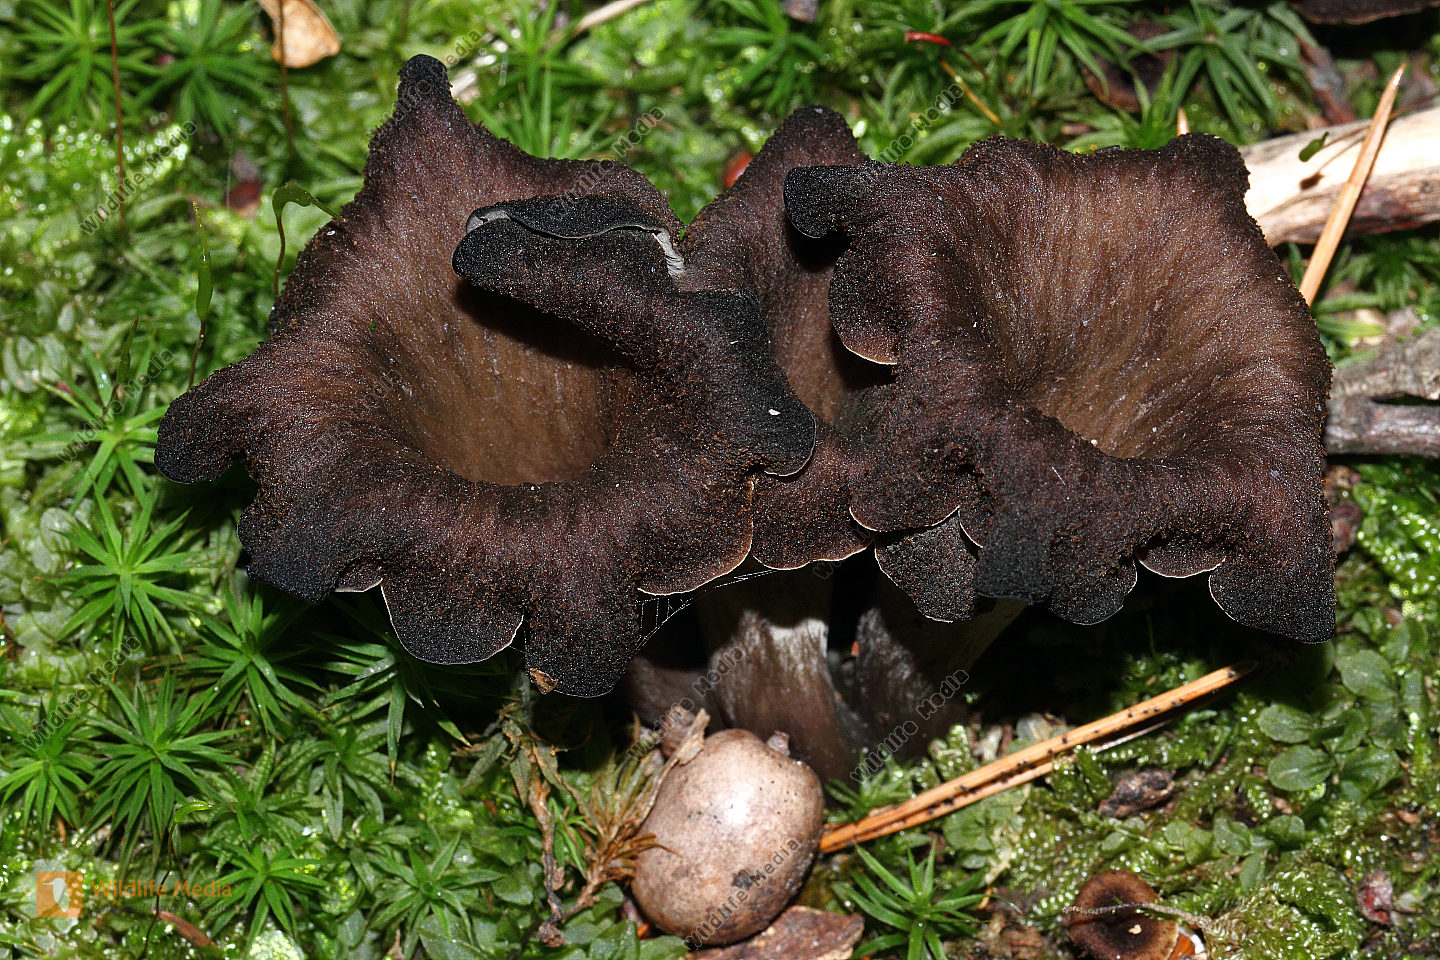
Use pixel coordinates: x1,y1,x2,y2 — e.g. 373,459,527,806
36,870,82,918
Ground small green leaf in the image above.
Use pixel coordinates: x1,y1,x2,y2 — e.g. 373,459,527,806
1324,709,1368,754
637,937,690,960
1340,746,1402,795
113,316,140,403
1259,813,1308,848
491,870,534,906
1238,850,1268,892
1258,703,1316,743
1268,745,1334,791
1213,817,1252,856
1298,132,1328,161
589,921,640,960
189,201,212,388
1336,649,1394,700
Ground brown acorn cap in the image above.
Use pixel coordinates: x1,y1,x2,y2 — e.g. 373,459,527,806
1065,869,1179,960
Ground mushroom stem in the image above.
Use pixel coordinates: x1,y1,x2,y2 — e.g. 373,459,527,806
854,578,1026,748
820,662,1255,851
1298,64,1406,304
694,569,869,782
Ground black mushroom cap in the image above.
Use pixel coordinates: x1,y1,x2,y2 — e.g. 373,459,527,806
783,134,1336,640
1064,869,1179,960
678,105,885,570
154,55,816,696
461,105,886,774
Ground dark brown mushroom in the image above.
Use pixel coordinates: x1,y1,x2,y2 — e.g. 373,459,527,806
648,107,878,779
680,105,881,571
155,55,815,697
617,108,1005,780
784,134,1335,642
1065,869,1179,960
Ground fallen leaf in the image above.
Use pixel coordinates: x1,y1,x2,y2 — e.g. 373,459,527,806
1357,869,1395,925
256,0,340,68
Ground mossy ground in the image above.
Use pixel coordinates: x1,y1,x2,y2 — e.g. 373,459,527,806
1,0,1438,957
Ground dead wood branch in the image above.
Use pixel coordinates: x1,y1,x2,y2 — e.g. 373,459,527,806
1327,328,1440,457
1242,106,1440,246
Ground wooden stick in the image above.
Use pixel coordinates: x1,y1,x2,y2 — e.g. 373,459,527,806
820,662,1255,852
1241,104,1440,246
829,761,1056,850
940,61,1002,128
152,909,214,947
1298,64,1406,305
1326,326,1440,457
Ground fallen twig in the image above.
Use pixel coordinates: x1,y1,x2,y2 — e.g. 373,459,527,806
1299,64,1406,304
152,909,214,947
1244,71,1426,250
820,663,1255,851
569,0,653,37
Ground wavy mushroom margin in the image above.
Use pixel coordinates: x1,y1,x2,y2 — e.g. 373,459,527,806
155,56,815,696
784,134,1336,641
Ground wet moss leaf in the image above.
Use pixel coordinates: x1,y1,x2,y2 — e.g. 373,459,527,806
1268,745,1333,791
637,937,689,960
1335,649,1394,700
189,202,212,389
585,920,640,960
1258,703,1316,743
1212,817,1252,856
1259,813,1308,848
1238,850,1268,892
1339,746,1402,796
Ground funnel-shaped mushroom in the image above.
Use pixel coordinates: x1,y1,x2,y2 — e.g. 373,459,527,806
1065,870,1179,960
469,106,877,773
681,106,883,570
593,108,997,779
785,134,1335,641
155,56,815,696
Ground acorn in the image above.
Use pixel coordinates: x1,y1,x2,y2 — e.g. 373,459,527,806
632,729,825,946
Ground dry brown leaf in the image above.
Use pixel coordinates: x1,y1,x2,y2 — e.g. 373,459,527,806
256,0,340,68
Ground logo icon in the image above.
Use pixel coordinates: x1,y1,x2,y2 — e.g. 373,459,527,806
36,870,83,918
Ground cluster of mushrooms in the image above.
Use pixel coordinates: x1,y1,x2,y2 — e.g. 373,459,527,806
158,55,1334,777
157,52,1336,944
157,53,1336,945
